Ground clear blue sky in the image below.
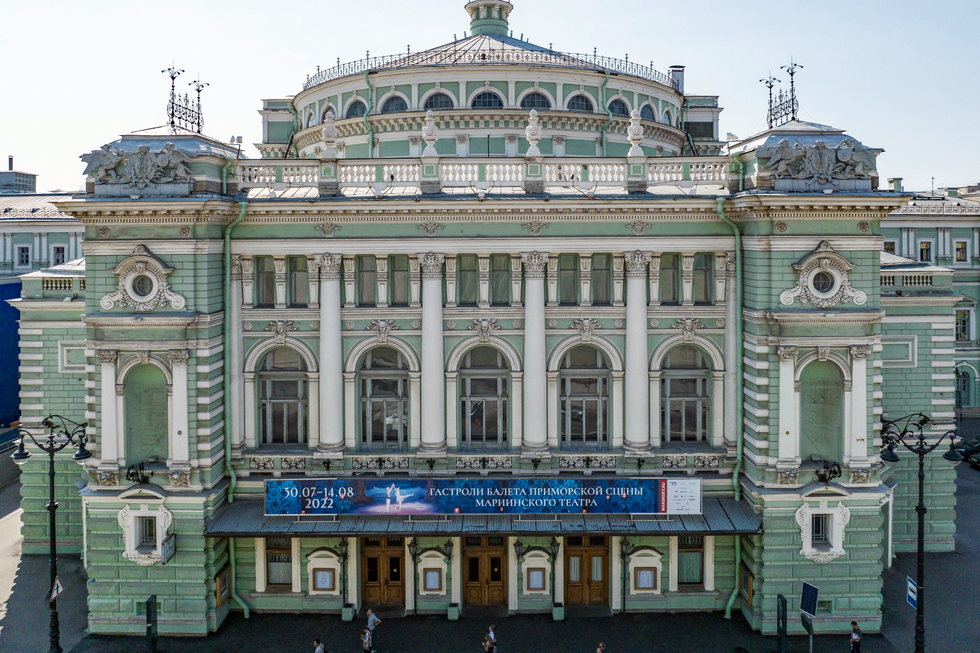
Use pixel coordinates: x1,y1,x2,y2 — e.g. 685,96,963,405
3,0,976,193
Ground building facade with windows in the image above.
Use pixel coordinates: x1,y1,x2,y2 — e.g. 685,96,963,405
881,189,980,417
11,0,962,640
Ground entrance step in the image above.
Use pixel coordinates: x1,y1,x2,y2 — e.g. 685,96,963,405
563,605,613,619
460,605,509,620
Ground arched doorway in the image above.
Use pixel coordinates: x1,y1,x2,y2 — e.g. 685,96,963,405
124,364,168,465
799,361,844,463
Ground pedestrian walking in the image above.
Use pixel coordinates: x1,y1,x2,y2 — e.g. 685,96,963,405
361,626,373,653
482,634,494,653
850,621,862,653
314,638,325,653
487,624,497,653
367,608,382,650
596,643,606,653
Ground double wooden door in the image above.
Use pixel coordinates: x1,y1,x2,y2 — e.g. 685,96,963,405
361,537,405,607
564,536,609,605
463,537,507,605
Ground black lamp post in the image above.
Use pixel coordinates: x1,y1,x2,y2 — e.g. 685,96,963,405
12,416,91,653
619,537,630,615
880,413,961,653
407,538,418,615
338,538,349,606
549,537,560,604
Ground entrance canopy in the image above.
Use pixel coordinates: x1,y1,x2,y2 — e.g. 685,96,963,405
205,497,761,537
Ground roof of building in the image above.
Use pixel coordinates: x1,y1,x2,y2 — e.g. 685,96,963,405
19,258,86,279
0,194,76,221
880,250,951,273
890,194,980,215
204,495,763,537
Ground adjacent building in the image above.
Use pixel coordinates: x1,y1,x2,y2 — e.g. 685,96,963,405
11,0,962,639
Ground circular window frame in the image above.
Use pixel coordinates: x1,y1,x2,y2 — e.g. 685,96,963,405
805,266,841,300
126,271,159,303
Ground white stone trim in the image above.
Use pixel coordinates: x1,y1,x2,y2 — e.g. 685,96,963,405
520,549,551,596
306,549,343,596
117,494,172,567
795,500,851,564
627,547,664,595
417,550,449,596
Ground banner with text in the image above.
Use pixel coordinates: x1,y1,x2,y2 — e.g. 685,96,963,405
265,478,701,516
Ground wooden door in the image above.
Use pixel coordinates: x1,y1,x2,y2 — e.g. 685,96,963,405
361,537,405,607
462,537,507,605
564,537,609,606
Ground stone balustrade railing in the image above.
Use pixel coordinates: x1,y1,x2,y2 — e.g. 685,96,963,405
237,155,730,194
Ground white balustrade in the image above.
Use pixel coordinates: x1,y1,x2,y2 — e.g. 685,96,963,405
441,163,481,186
589,163,627,184
340,164,375,185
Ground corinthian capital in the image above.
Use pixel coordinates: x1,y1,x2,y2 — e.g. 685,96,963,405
316,254,343,279
521,251,548,278
777,346,798,361
624,251,652,277
96,350,117,364
418,252,446,278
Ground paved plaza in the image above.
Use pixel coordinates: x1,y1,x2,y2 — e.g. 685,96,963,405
1,456,977,653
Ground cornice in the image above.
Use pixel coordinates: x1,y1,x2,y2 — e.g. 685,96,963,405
880,295,962,307
743,308,885,325
83,312,222,328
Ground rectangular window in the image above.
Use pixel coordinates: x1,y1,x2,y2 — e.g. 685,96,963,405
53,246,66,266
423,569,443,592
811,514,830,547
458,255,478,306
591,254,611,305
255,256,276,307
660,254,678,304
313,569,335,591
677,536,704,585
956,310,970,342
389,255,410,306
138,516,156,549
693,254,712,304
559,254,579,305
288,256,309,307
17,246,30,267
955,241,968,263
634,567,658,591
526,568,546,591
739,563,754,606
882,241,897,255
266,537,293,586
357,256,377,306
490,254,510,306
919,241,932,262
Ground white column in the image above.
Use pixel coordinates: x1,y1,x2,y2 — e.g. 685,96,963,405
291,538,302,593
723,257,737,447
169,350,190,467
419,253,447,456
521,252,549,456
244,373,257,449
40,233,48,265
704,536,715,591
776,346,799,467
308,375,319,450
318,255,345,456
97,350,119,468
409,372,422,449
230,258,245,454
510,372,523,450
711,371,725,448
624,252,651,453
347,537,359,609
451,537,462,606
446,372,458,449
850,346,871,465
255,538,267,593
507,537,519,611
344,373,357,450
547,372,559,448
649,371,662,447
681,253,695,306
668,536,678,592
554,537,565,605
611,371,624,449
32,233,40,266
405,539,416,612
611,536,622,611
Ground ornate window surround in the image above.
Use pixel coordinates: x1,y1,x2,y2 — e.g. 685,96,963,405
520,548,551,596
779,241,867,309
306,548,343,596
795,492,851,564
627,547,663,595
416,549,449,596
117,487,173,566
100,245,186,312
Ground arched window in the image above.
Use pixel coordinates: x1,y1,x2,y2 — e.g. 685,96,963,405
346,101,368,119
380,96,408,114
459,347,509,451
608,99,630,117
520,92,551,109
799,361,844,463
567,94,594,112
322,107,336,123
359,347,410,451
258,348,309,446
661,346,709,443
559,346,610,449
124,364,168,465
423,93,454,110
640,105,655,121
471,91,504,109
956,368,972,409
663,110,672,126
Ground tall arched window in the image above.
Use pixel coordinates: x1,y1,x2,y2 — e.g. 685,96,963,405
424,93,454,110
258,348,309,446
663,110,673,126
346,101,368,119
459,347,509,451
608,99,630,117
567,95,594,112
520,93,551,109
471,91,504,109
124,364,169,465
640,105,655,121
359,347,410,451
560,346,610,449
380,96,408,114
956,369,972,409
661,346,709,443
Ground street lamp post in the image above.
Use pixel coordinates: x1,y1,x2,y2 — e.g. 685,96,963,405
408,538,418,615
338,538,349,606
11,416,92,653
879,413,962,653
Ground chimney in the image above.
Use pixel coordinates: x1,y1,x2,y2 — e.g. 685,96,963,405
7,156,11,171
669,66,685,94
887,177,903,193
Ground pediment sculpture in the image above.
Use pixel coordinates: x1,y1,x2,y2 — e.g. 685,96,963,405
82,142,194,190
764,138,877,185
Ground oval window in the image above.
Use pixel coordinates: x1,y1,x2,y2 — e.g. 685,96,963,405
812,271,835,293
132,274,154,298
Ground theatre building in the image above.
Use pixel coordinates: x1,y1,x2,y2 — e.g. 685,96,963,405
11,0,962,638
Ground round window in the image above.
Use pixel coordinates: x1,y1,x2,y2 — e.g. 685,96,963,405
132,274,154,298
812,271,835,293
